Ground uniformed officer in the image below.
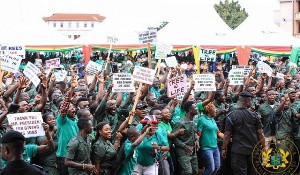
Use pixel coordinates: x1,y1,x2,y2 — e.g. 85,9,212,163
65,118,97,175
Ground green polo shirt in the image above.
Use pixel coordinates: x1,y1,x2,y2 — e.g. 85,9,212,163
175,102,204,122
118,139,138,175
197,114,218,150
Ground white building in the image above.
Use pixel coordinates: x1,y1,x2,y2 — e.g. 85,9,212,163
43,13,106,40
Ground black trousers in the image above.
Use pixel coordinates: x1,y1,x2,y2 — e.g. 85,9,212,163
56,157,69,175
231,152,256,175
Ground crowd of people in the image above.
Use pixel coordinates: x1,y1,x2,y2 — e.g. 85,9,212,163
0,51,299,175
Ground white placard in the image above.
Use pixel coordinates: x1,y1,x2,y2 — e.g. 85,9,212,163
9,45,25,59
193,74,216,91
0,43,9,56
232,65,251,76
138,29,158,44
276,73,284,79
132,66,156,85
257,61,272,76
165,56,178,67
85,61,102,75
112,73,135,92
1,55,22,73
7,112,45,138
23,62,41,87
46,58,60,70
107,36,118,44
167,75,187,97
228,69,244,85
53,70,67,82
199,49,217,62
155,42,173,59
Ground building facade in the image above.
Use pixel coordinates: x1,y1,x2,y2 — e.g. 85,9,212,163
43,13,106,40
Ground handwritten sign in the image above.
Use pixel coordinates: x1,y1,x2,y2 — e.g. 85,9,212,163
1,55,22,73
0,43,9,56
193,74,216,91
132,66,156,85
155,42,173,60
232,65,251,76
7,112,45,138
165,56,178,67
23,62,41,87
228,69,244,85
138,29,158,44
112,73,135,92
107,36,118,44
199,49,217,62
85,61,102,75
167,75,187,97
8,45,25,59
53,69,67,82
46,58,60,70
257,61,272,76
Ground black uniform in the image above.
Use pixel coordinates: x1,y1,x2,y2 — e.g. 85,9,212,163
0,160,46,175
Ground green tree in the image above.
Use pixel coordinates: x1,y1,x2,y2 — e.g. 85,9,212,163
214,0,248,30
148,21,169,31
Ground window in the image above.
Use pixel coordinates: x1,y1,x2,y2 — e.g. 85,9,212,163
91,22,94,28
60,22,63,28
76,22,79,28
84,23,87,28
53,22,56,27
68,22,71,28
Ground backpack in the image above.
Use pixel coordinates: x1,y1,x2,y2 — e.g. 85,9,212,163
111,142,134,175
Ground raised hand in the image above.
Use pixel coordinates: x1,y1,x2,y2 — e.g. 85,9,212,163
18,76,29,90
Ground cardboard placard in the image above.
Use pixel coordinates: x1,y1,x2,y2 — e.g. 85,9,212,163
138,29,158,44
167,75,187,97
7,112,45,138
155,42,173,60
165,56,178,67
232,65,251,76
8,45,25,59
199,49,217,62
193,74,216,91
107,36,118,44
23,62,41,87
0,43,9,56
0,55,22,73
53,69,67,82
132,66,156,85
85,61,102,75
257,61,272,76
46,58,60,70
228,69,244,85
112,73,135,92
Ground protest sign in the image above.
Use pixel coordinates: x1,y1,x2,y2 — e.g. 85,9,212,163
165,56,178,67
53,69,67,82
232,65,251,76
23,62,41,87
8,45,25,59
86,61,102,75
7,112,45,138
46,58,60,70
199,49,217,62
193,74,216,91
132,66,156,85
177,83,192,101
167,75,187,97
155,42,173,59
228,69,244,85
257,61,272,76
0,55,22,73
112,73,135,92
138,29,158,44
107,36,118,44
0,43,9,56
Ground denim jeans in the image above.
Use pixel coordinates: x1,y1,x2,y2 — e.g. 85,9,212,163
201,147,220,175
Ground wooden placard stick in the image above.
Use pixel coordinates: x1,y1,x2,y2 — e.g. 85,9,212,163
155,56,163,77
148,43,152,69
104,44,113,70
0,57,3,91
128,82,143,124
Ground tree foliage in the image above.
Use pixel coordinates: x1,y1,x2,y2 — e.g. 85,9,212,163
148,21,169,31
214,0,248,30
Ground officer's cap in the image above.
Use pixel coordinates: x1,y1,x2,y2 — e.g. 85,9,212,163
239,91,253,98
0,131,25,144
286,88,296,94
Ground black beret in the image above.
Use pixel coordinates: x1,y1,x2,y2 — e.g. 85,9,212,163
239,91,253,98
183,101,194,112
0,131,25,144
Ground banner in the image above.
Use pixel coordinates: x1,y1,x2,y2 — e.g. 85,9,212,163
165,56,178,67
132,66,156,85
85,61,102,75
228,69,244,85
199,49,217,62
167,75,187,97
138,29,158,44
46,58,60,70
232,65,251,76
7,112,45,138
193,74,216,91
112,73,135,92
23,62,41,87
53,69,67,82
0,43,9,56
1,55,22,73
257,61,272,76
9,45,25,59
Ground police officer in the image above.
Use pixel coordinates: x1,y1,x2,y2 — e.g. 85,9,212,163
0,131,46,175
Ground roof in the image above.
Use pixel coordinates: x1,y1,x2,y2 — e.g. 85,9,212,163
43,13,106,21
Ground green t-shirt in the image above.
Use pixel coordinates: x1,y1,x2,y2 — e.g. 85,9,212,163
178,102,204,119
95,60,105,66
197,115,218,150
118,139,138,175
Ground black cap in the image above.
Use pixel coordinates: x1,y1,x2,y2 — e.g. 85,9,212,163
136,101,148,109
239,91,253,98
0,131,25,144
